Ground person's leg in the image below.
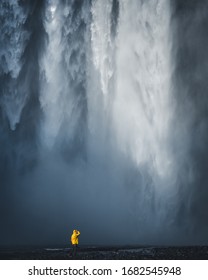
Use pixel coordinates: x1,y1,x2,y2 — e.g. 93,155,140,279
74,244,77,256
72,245,77,256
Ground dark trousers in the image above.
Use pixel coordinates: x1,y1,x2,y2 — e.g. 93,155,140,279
72,244,78,256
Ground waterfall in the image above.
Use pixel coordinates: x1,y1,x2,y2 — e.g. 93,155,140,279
0,0,207,246
114,0,173,175
113,0,176,229
40,0,89,153
86,0,175,242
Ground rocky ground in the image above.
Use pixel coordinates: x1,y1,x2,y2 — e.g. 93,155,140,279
0,246,208,260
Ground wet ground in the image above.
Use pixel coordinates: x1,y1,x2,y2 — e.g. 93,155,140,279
0,246,208,260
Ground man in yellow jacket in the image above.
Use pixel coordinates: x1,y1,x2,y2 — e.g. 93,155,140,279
71,229,80,257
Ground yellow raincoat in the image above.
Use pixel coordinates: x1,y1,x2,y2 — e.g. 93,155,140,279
71,230,80,245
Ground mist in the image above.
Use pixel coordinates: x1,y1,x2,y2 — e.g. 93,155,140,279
0,0,208,247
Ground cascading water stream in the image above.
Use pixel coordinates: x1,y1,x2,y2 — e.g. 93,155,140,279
113,0,175,218
40,0,89,156
86,0,176,242
114,0,173,175
39,1,64,148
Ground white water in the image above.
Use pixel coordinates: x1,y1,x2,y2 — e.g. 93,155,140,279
88,0,174,187
40,0,64,148
38,0,176,243
40,0,89,150
114,0,173,180
85,0,175,241
91,0,113,97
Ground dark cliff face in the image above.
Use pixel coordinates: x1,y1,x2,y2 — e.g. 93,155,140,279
0,0,45,173
0,0,46,247
171,0,208,240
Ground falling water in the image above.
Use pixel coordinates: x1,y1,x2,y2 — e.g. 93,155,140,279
39,0,176,244
40,0,89,152
0,0,208,246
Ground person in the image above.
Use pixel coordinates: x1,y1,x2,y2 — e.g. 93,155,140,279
71,229,80,257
